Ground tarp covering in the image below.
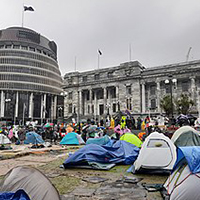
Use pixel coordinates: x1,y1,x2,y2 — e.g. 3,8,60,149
24,132,44,145
60,132,80,145
120,133,143,148
171,126,200,146
0,166,61,200
163,147,200,200
86,135,110,145
0,189,30,200
63,140,140,168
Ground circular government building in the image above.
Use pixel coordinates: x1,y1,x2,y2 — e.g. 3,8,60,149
0,27,63,125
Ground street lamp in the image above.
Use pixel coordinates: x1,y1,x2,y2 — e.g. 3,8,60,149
165,76,177,118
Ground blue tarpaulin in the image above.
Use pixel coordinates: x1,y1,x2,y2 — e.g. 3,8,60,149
63,140,140,168
174,146,200,174
0,189,30,200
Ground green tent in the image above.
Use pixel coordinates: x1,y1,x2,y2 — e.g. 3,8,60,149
120,133,143,148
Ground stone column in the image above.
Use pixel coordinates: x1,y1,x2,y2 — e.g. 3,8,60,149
79,90,82,115
141,82,146,113
1,91,4,118
53,96,57,119
103,87,107,115
94,90,97,118
29,93,33,119
15,91,19,118
197,89,200,118
190,77,196,100
156,80,161,113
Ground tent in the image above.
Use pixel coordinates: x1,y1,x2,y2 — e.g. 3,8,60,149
0,134,11,145
120,133,143,148
133,132,176,173
0,189,30,200
24,132,44,144
0,166,60,200
86,135,110,146
63,140,140,169
163,146,200,200
171,126,200,146
60,132,85,145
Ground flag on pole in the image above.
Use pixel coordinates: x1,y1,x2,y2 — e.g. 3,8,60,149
98,49,102,55
24,6,34,11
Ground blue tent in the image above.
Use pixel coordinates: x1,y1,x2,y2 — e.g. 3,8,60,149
24,132,44,144
173,146,200,173
0,189,30,200
163,146,200,200
86,135,110,146
63,140,140,168
60,132,79,145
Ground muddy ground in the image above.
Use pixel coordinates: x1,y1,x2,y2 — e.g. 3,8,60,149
0,145,167,200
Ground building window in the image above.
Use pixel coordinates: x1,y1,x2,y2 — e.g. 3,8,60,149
37,49,42,53
113,103,116,112
88,105,90,114
5,45,12,49
68,92,73,100
107,71,113,78
126,85,131,95
150,85,156,95
165,84,170,93
110,87,116,98
97,89,103,99
29,47,35,52
21,46,28,50
150,99,156,109
182,81,189,92
68,103,72,113
13,45,20,49
83,76,87,82
92,105,94,113
99,104,104,115
94,74,100,80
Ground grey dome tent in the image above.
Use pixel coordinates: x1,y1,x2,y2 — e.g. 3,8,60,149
171,126,200,146
0,166,60,200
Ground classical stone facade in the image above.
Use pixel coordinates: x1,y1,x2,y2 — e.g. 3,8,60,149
0,27,63,124
63,60,200,121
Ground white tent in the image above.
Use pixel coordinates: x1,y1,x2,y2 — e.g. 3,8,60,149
133,132,176,173
0,134,11,144
163,146,200,200
171,126,200,146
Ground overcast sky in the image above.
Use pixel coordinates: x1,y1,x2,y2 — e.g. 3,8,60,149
1,0,200,75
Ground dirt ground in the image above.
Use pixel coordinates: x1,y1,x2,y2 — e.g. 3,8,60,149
0,145,167,200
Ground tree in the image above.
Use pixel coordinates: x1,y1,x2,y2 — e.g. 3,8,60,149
175,94,194,115
160,95,173,117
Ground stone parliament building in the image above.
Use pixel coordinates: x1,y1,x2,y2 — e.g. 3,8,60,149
63,60,200,121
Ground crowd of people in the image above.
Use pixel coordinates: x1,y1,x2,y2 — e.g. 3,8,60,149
0,112,199,147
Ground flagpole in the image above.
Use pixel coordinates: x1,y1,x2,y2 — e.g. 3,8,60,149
129,43,132,61
75,56,77,72
22,2,25,27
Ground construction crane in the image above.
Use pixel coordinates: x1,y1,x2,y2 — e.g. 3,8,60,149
186,47,192,62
